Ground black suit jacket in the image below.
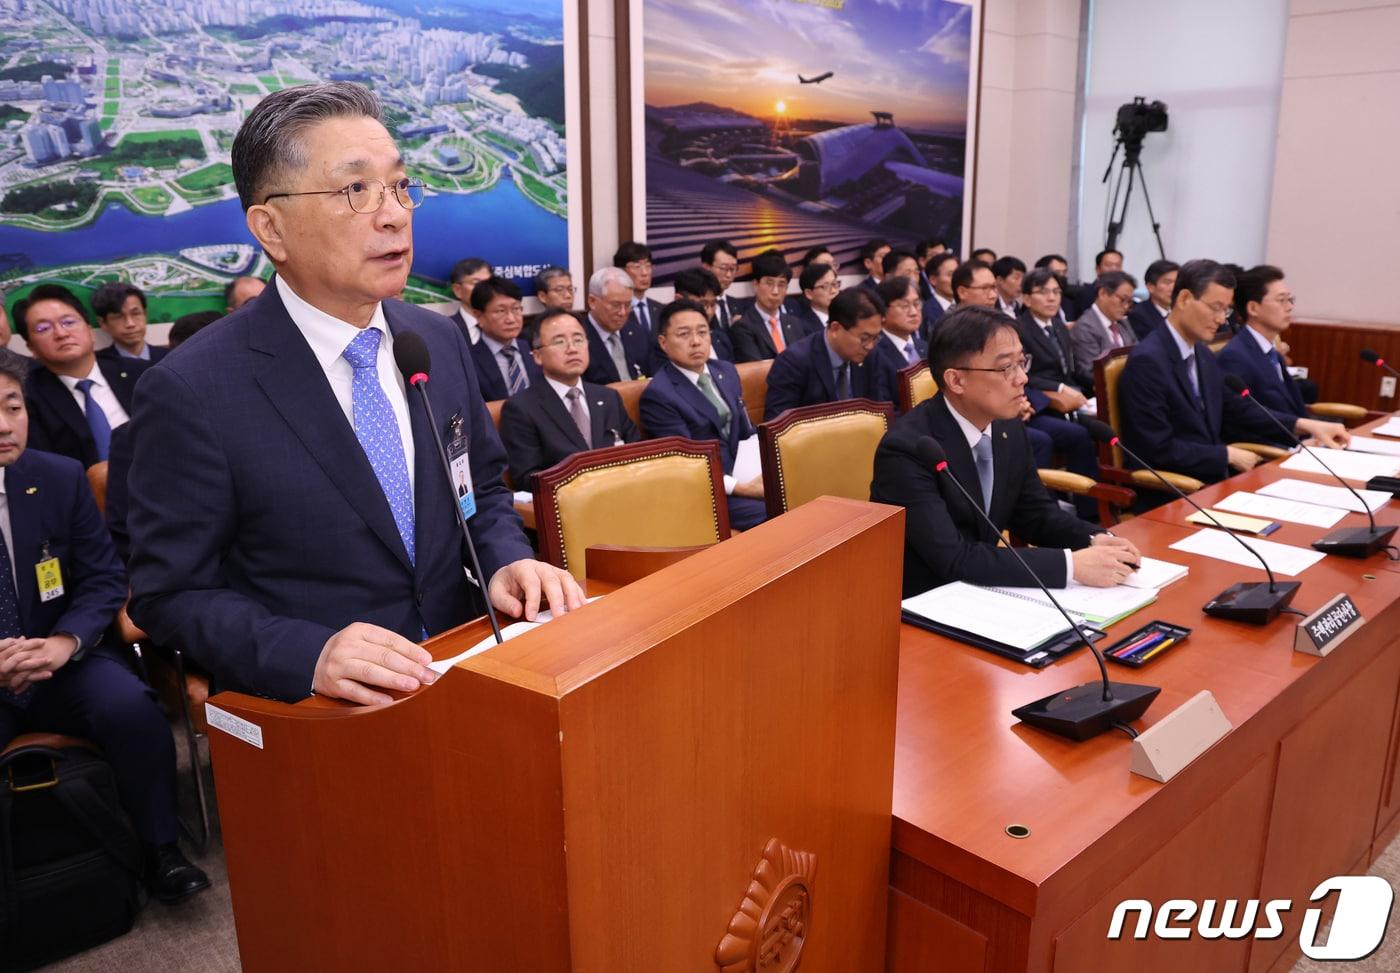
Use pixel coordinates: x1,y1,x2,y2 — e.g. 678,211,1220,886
763,331,892,420
873,332,926,409
712,293,751,333
627,296,664,336
783,296,825,336
1216,328,1308,446
449,308,478,345
498,379,640,485
1127,300,1168,341
731,303,816,363
97,343,168,364
468,335,543,403
1119,326,1234,483
870,394,1099,595
1015,310,1088,396
24,356,150,467
580,313,655,384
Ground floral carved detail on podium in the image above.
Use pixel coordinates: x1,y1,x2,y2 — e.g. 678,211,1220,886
714,837,817,973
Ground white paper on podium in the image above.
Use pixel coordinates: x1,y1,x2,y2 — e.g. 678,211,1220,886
1280,448,1400,483
1214,491,1347,528
1123,556,1188,589
1167,529,1325,577
428,598,603,674
1346,435,1400,458
1258,477,1390,514
732,434,762,484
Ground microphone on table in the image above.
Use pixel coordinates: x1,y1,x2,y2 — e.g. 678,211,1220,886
913,436,1159,742
393,331,504,645
1361,348,1400,381
1223,374,1396,557
1077,416,1300,624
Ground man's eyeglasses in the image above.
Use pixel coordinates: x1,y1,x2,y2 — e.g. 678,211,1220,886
669,327,711,342
263,176,426,214
1272,294,1297,307
1030,287,1063,298
539,335,588,351
853,330,883,348
30,316,84,336
487,303,524,319
954,354,1033,380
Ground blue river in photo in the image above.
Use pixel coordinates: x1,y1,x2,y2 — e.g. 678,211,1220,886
0,177,567,290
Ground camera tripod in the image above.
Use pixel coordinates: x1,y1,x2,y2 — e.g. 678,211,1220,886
1101,135,1166,258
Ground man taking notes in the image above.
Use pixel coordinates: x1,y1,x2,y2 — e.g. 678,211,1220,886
870,305,1140,597
127,82,583,706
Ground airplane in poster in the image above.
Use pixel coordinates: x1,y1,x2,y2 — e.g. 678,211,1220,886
797,72,833,85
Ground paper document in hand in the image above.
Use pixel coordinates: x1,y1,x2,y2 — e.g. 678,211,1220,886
1124,556,1188,589
428,598,604,675
1168,529,1325,576
732,435,761,484
902,582,1071,651
1214,491,1346,528
1280,448,1400,483
1258,478,1390,514
1346,436,1400,457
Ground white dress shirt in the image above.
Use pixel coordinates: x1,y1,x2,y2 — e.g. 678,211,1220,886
676,363,749,495
57,362,130,430
814,307,830,326
883,329,919,363
1087,302,1121,346
945,398,1075,582
275,275,415,492
932,292,954,313
456,305,481,344
479,333,528,392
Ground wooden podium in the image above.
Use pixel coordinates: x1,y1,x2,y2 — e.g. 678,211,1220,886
204,497,904,971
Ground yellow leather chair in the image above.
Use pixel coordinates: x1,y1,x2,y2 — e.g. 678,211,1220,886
757,398,894,519
533,436,729,581
897,361,937,412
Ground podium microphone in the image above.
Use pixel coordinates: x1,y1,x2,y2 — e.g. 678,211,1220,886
1223,374,1396,557
393,331,505,645
1360,348,1400,381
1079,417,1300,624
914,436,1159,741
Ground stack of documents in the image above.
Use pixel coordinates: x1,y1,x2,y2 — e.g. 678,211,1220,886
1279,448,1400,483
1168,529,1325,576
902,582,1074,652
987,580,1159,627
1213,491,1347,528
1347,436,1400,457
1371,417,1400,439
1257,478,1390,514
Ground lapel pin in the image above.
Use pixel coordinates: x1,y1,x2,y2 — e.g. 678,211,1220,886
25,487,37,494
595,400,603,407
1002,431,1008,439
120,372,128,379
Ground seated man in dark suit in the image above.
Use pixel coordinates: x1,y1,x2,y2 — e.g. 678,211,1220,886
991,256,1026,318
922,252,958,337
1067,248,1124,319
970,247,997,265
882,249,921,290
15,284,149,467
914,238,947,300
0,349,208,901
614,241,663,336
673,267,734,362
499,310,640,486
525,265,576,335
764,288,891,420
92,282,167,363
640,300,766,530
1127,259,1177,340
581,266,655,384
1070,270,1138,384
786,261,839,335
700,240,747,333
869,306,1140,596
1217,264,1348,449
731,249,814,362
468,276,542,401
857,238,891,294
448,256,491,345
225,274,266,313
1119,259,1262,485
873,275,926,404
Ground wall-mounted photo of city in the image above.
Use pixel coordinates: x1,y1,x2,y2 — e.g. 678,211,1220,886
0,0,569,320
643,0,972,282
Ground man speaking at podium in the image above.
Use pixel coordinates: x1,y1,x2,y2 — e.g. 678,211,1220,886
127,83,582,705
870,305,1140,596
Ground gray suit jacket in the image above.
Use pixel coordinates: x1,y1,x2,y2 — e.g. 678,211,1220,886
1070,305,1137,387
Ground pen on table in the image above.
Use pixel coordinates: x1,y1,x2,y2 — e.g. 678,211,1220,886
1122,632,1168,659
1112,631,1162,658
1137,637,1176,663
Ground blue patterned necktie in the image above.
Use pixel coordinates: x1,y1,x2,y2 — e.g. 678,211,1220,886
1267,347,1286,381
501,343,527,395
0,526,31,709
74,378,112,461
342,329,415,565
973,434,995,514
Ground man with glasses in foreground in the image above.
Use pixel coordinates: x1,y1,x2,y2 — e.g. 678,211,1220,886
126,82,582,706
763,288,891,420
870,304,1140,595
14,284,149,467
1119,259,1264,486
499,309,639,486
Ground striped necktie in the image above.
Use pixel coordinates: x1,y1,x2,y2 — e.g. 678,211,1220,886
501,343,527,394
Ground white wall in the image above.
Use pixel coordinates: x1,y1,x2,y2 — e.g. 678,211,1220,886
975,0,1084,264
1267,0,1400,324
1076,0,1289,282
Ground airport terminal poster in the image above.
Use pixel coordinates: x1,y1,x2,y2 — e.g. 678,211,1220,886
0,0,578,318
637,0,978,282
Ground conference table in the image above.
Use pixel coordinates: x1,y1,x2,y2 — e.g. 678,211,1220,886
886,421,1400,972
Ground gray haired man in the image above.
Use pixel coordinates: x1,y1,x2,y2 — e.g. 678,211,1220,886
581,266,655,384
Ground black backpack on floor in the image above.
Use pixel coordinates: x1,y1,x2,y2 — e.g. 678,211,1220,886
0,738,144,972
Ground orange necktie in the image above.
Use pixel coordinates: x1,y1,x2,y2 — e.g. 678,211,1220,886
768,315,786,353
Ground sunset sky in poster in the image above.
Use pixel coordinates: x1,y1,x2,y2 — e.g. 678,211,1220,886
644,0,973,132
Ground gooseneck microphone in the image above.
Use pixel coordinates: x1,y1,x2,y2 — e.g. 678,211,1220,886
1223,374,1396,557
914,436,1159,741
1361,348,1400,381
393,331,504,645
1078,417,1300,623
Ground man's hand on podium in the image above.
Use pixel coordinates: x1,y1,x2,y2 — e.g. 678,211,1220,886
490,558,586,622
313,623,439,706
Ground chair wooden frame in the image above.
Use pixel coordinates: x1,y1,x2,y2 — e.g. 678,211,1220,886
897,361,933,413
532,436,730,577
757,398,894,520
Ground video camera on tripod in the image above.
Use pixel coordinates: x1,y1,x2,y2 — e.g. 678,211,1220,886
1114,97,1169,150
1103,96,1170,256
